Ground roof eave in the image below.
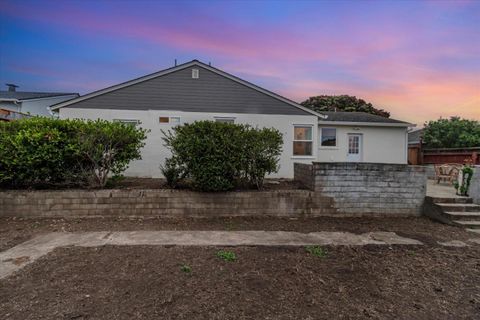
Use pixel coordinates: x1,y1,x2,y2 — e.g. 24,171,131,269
318,120,415,127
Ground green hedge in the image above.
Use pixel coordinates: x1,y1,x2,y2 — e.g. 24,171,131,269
162,121,283,191
0,117,147,188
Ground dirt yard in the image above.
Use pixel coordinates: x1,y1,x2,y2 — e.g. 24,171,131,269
1,244,479,320
0,216,476,252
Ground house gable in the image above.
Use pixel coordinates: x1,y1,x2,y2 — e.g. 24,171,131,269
52,61,315,116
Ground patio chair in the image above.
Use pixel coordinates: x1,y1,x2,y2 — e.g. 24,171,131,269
435,164,456,184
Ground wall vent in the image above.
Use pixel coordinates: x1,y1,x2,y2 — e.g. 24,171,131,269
192,68,199,79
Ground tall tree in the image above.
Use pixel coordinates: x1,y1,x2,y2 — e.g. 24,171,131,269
300,95,390,118
422,117,480,148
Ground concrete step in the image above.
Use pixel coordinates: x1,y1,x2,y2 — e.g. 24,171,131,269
430,197,472,204
467,229,480,235
436,203,480,212
444,211,480,221
453,221,480,229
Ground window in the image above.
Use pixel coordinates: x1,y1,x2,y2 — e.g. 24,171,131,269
114,119,139,127
215,117,235,124
192,68,199,79
160,116,181,124
293,125,313,156
321,128,337,147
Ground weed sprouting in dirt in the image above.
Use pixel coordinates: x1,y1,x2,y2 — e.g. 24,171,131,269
216,250,237,262
180,264,192,274
306,245,327,258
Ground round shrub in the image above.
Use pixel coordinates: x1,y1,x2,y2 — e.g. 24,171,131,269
162,121,283,191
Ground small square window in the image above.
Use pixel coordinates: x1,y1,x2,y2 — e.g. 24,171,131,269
321,128,337,147
192,68,199,79
159,117,169,123
170,117,180,124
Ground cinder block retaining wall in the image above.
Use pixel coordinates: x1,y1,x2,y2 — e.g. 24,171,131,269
294,162,427,215
0,189,337,218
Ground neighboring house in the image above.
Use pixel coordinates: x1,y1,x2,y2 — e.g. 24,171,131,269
52,60,413,178
0,84,78,120
407,128,424,165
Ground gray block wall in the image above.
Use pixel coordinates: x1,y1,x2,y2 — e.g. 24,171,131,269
295,162,427,216
470,166,480,205
0,189,337,218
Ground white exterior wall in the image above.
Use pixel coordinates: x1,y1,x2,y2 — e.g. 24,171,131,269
0,101,20,112
317,125,408,164
59,108,318,178
1,95,78,117
20,95,78,116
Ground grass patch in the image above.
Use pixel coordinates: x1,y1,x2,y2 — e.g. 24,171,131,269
180,264,192,274
305,245,327,258
216,250,236,262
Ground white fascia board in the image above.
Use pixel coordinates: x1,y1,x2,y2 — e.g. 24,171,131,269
50,60,325,118
318,120,415,128
21,94,79,103
0,98,20,103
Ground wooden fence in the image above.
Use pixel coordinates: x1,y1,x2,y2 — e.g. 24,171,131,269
408,146,480,165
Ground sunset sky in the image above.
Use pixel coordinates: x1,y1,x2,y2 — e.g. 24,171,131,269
0,0,478,125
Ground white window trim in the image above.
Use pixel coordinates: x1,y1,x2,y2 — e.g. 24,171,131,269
319,127,338,149
292,124,314,157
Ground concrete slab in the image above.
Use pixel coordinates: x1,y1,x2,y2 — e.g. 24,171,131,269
437,240,469,247
0,230,423,280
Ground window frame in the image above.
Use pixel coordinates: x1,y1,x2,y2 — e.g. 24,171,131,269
320,127,337,148
292,124,314,157
214,117,235,124
113,119,140,127
159,116,181,124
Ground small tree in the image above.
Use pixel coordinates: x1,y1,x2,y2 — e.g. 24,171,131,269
76,120,148,187
422,117,480,148
300,95,390,118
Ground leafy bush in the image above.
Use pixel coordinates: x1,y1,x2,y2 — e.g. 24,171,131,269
423,117,480,148
0,117,147,188
162,121,283,191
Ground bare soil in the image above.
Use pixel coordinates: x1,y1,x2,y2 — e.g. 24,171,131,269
1,245,479,320
0,216,476,252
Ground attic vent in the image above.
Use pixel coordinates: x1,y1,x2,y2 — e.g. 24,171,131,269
192,68,199,79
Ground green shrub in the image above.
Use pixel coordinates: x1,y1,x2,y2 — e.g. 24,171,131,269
160,157,185,188
0,117,147,188
162,121,283,191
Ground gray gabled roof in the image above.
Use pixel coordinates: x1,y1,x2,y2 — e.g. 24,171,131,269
318,111,412,127
50,60,325,118
0,91,79,101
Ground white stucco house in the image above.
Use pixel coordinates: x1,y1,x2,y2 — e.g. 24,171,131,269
52,60,413,178
0,84,78,119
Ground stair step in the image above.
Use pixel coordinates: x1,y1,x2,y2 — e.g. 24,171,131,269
467,229,480,235
431,197,472,204
444,211,480,220
453,221,480,229
436,203,480,212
